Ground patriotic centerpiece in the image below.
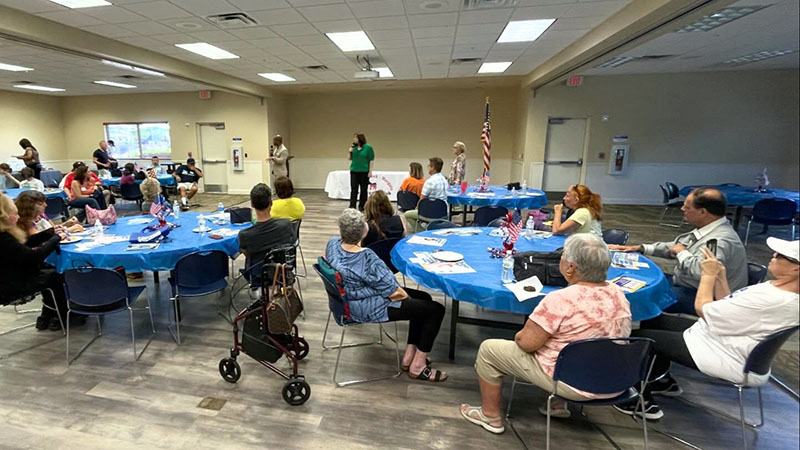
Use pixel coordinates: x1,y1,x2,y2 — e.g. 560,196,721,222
502,212,523,252
477,175,491,192
149,194,173,226
755,168,769,192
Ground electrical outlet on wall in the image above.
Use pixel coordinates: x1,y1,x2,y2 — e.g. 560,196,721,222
598,152,606,159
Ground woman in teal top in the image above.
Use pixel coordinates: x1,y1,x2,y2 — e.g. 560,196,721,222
348,132,374,210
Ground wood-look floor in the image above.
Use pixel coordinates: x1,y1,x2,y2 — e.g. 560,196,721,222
0,190,797,450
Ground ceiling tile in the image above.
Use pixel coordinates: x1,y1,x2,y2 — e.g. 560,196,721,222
511,5,572,20
248,8,306,25
158,17,217,31
415,45,451,56
368,29,411,41
77,6,147,23
301,43,342,56
150,32,196,44
270,22,319,36
403,0,460,15
227,27,278,39
415,36,453,47
375,39,414,49
455,33,497,45
411,26,454,39
565,1,627,18
297,3,354,21
311,19,361,32
122,1,193,20
249,37,295,49
407,12,457,27
85,23,141,38
359,15,408,30
286,0,344,6
119,20,177,35
227,0,291,10
457,23,505,36
188,30,239,42
168,0,239,16
550,16,604,31
459,8,513,25
37,11,105,27
279,52,320,65
283,34,331,46
349,0,405,18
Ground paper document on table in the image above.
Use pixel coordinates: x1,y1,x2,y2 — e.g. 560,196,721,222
407,235,446,247
95,234,129,244
505,276,545,302
467,192,495,198
524,231,552,240
213,228,239,237
609,276,647,293
431,227,482,236
126,217,154,225
611,252,649,269
74,241,105,252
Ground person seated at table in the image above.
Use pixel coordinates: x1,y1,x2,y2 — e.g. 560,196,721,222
362,190,405,248
400,162,425,198
140,169,162,208
460,233,631,433
614,241,799,420
609,187,747,315
271,176,305,221
0,194,80,331
448,141,467,185
149,155,167,176
404,157,449,232
551,184,603,238
0,163,21,190
326,208,447,382
61,162,111,208
238,183,296,272
15,190,83,242
173,158,202,211
17,167,44,192
67,166,102,213
120,164,136,186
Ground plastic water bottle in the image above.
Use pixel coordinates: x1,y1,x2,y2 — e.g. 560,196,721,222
511,187,517,197
173,199,180,218
93,219,103,237
525,214,535,239
198,215,207,234
217,201,224,214
501,252,515,284
521,179,527,192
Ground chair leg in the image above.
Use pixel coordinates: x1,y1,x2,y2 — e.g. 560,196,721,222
744,220,752,246
67,313,103,366
546,393,553,450
770,374,799,400
297,243,308,278
738,386,747,449
640,393,649,450
129,296,156,361
168,296,181,345
505,377,518,418
321,311,382,351
332,323,402,387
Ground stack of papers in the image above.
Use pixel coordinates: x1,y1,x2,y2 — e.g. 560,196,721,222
431,228,482,236
127,243,159,251
504,276,545,302
610,276,647,293
212,228,240,237
95,234,129,244
611,252,650,269
468,192,495,198
74,241,106,252
409,252,475,274
126,217,154,225
407,235,446,247
524,230,552,240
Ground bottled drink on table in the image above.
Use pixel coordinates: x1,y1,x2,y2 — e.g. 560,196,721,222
198,215,207,234
93,219,103,237
525,214,535,239
501,251,515,284
521,179,527,192
217,201,224,214
173,200,180,218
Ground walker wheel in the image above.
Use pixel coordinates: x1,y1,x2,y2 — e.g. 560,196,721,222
282,377,311,406
289,337,309,360
219,357,241,383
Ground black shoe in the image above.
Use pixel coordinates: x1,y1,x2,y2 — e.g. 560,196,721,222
650,375,683,397
613,399,664,420
35,315,50,331
69,315,88,326
48,317,63,332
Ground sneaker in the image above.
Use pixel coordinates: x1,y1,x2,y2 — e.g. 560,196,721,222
650,375,683,397
538,403,571,419
35,315,50,331
48,317,63,332
613,399,664,420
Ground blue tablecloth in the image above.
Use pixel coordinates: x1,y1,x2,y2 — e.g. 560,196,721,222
447,185,548,210
391,229,675,321
680,185,799,210
47,212,249,273
103,175,176,187
4,187,67,200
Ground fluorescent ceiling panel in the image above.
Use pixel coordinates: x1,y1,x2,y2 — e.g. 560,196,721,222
477,62,512,73
677,5,768,32
94,80,137,88
0,62,34,72
375,67,394,78
721,50,796,66
497,19,556,43
325,31,375,52
175,43,239,60
258,72,296,82
48,0,111,8
101,59,165,77
14,84,65,92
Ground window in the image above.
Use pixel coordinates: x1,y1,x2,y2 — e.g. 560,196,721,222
104,122,171,159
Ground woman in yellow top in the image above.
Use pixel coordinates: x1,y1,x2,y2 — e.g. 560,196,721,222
271,176,305,221
552,184,603,238
400,162,425,198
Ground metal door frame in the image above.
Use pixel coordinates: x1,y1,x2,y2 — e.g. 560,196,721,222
196,122,227,194
542,117,590,191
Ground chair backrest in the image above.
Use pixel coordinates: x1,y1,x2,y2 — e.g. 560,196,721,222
665,182,680,200
314,260,350,325
427,219,458,230
417,198,448,220
752,198,797,225
487,217,505,228
64,267,130,308
291,219,302,242
174,250,229,289
553,337,654,394
396,191,420,212
45,196,67,220
720,183,741,187
366,237,402,274
602,228,629,245
747,262,768,286
120,182,142,198
473,205,508,226
744,326,799,377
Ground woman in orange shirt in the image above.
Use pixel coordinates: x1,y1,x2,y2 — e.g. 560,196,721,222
400,162,425,198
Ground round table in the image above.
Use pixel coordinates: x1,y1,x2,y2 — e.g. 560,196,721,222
4,187,67,200
103,175,176,187
391,228,675,359
48,212,249,273
447,185,548,225
680,184,800,228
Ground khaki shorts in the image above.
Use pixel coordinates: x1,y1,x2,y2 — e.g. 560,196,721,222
178,182,197,191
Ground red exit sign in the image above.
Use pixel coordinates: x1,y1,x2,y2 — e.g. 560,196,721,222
566,76,583,87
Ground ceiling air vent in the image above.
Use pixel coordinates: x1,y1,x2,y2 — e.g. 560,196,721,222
463,0,519,10
303,65,329,71
205,12,259,29
452,57,483,65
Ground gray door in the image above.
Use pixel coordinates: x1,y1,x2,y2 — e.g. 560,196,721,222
542,117,586,193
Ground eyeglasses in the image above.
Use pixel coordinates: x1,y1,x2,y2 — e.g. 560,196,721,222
775,252,799,264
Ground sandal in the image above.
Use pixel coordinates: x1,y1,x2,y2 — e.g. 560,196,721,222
401,357,432,372
409,366,447,382
460,404,505,434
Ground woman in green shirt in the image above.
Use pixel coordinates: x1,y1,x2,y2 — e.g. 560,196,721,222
348,133,374,210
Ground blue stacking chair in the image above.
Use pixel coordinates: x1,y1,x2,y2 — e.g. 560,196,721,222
659,184,684,227
602,228,630,245
743,198,797,245
119,182,144,210
314,260,400,387
169,250,229,344
1,289,65,359
426,219,458,230
506,337,654,450
291,219,308,277
396,191,420,213
472,205,507,227
45,196,69,222
747,262,767,286
415,198,448,232
63,267,155,365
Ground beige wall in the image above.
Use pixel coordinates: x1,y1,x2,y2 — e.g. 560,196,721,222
287,86,521,188
0,90,65,167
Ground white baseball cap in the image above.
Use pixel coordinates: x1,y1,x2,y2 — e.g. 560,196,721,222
767,237,799,263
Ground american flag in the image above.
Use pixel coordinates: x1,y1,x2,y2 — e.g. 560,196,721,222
505,212,523,244
149,195,170,218
481,97,491,177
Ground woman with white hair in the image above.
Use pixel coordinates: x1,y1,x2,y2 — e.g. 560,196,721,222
448,141,466,185
325,208,448,382
460,233,631,434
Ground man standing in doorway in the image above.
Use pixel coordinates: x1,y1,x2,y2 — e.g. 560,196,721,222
173,157,203,211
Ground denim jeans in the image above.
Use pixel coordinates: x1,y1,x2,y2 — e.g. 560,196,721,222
664,274,699,315
69,197,100,210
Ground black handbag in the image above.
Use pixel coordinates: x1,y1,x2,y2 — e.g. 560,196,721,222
241,306,285,363
506,182,521,190
513,248,568,287
227,207,252,224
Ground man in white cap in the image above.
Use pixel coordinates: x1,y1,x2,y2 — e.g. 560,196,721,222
614,238,799,420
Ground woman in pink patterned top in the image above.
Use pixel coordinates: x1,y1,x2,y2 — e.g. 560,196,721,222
460,233,632,434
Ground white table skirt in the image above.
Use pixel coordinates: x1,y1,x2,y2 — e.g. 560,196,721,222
324,170,408,202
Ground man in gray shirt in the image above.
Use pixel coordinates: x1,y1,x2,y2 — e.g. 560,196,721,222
610,187,747,314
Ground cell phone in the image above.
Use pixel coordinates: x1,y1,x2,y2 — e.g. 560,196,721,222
706,239,718,255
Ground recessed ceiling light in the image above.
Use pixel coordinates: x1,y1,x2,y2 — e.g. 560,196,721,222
101,59,165,77
325,31,375,52
13,84,65,92
676,5,768,32
174,22,204,30
175,43,239,60
375,67,394,78
48,0,111,8
497,19,556,43
94,80,136,89
0,62,34,72
478,62,512,74
258,73,296,82
721,49,797,66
